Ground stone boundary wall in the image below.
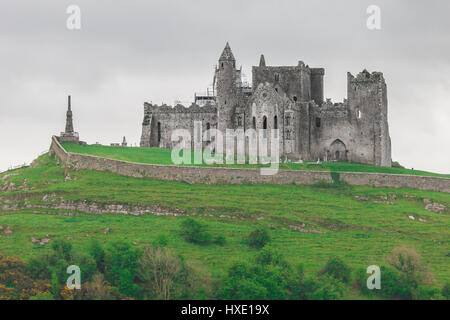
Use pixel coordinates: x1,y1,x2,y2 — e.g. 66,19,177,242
49,136,450,193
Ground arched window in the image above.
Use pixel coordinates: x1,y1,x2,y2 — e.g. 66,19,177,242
274,115,278,138
293,96,297,102
237,115,242,126
274,74,279,82
157,122,161,144
221,62,224,69
206,122,211,141
252,117,256,129
315,117,321,128
263,116,267,138
285,115,291,126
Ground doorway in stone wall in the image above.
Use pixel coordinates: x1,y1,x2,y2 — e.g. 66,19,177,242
329,139,347,161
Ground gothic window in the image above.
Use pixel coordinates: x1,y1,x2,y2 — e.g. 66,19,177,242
274,115,278,129
356,109,362,119
285,115,291,126
157,122,161,144
315,117,321,128
252,116,256,129
206,122,211,141
221,62,224,69
275,74,279,82
263,116,267,138
286,129,291,140
237,115,242,126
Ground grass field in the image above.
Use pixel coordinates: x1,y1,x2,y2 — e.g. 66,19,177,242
0,153,449,299
62,142,450,178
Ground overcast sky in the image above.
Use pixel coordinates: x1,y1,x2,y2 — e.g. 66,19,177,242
0,0,449,173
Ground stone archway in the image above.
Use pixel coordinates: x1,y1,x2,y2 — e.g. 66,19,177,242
329,139,347,161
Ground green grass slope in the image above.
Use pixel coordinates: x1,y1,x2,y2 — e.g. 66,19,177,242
0,153,449,299
62,142,450,178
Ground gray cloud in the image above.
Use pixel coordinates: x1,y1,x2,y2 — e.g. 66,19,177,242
0,0,449,173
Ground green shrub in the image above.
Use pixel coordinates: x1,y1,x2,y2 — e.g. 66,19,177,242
180,218,212,245
104,241,142,298
256,248,288,268
319,257,352,283
214,235,226,246
25,254,52,280
153,234,169,248
379,265,414,299
88,239,106,273
51,239,73,262
246,228,270,249
442,283,450,300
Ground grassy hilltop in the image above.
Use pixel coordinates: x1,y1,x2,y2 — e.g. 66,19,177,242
0,149,449,300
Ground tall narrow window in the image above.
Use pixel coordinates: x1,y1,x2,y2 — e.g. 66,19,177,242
252,116,256,129
315,117,321,128
274,115,278,138
263,116,267,138
274,74,279,82
157,122,161,144
206,122,211,141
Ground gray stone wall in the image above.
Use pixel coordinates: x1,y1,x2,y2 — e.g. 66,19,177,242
140,103,217,148
50,136,450,193
252,62,312,103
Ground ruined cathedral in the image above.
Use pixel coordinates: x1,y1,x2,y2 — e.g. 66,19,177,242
140,43,391,167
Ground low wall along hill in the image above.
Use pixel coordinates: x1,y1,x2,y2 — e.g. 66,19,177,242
49,136,450,193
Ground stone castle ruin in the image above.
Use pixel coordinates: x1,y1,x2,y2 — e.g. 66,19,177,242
140,43,392,167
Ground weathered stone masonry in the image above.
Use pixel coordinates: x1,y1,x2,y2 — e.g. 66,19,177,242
140,43,392,167
50,136,450,193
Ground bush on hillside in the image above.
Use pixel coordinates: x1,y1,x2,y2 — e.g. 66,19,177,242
246,228,270,249
442,283,450,300
180,218,212,245
214,235,226,246
386,245,434,286
319,257,352,283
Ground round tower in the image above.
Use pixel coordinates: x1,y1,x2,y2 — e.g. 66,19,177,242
216,42,238,136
